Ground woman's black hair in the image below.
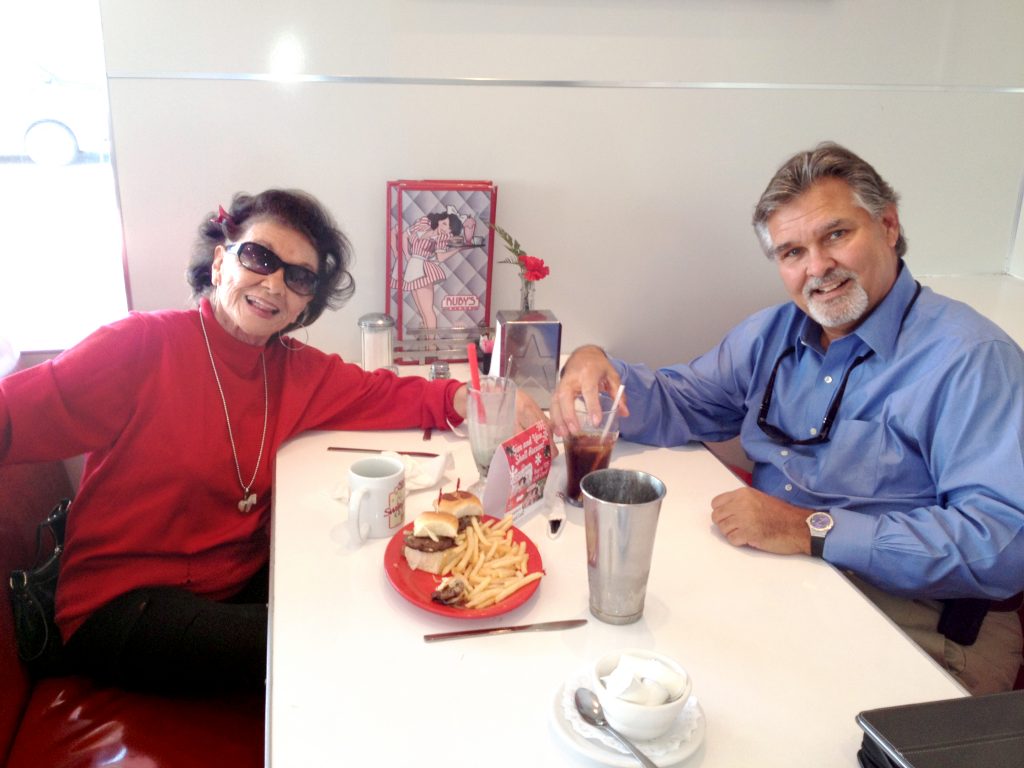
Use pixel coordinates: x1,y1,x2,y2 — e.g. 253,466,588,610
187,189,355,335
425,211,464,236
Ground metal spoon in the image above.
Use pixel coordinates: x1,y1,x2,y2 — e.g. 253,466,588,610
574,687,659,768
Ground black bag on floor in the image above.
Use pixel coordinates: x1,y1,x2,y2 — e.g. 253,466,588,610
8,498,70,677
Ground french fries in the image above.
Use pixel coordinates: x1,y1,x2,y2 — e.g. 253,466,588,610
435,515,543,609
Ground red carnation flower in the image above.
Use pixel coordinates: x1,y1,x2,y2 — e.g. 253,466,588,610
518,254,550,282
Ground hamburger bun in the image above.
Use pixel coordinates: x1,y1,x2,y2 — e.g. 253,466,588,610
413,511,458,539
403,547,447,574
434,490,483,530
404,511,459,574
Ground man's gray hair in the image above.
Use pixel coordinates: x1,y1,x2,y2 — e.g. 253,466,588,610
752,142,907,259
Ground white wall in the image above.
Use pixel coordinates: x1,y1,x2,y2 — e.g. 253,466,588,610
99,0,1024,368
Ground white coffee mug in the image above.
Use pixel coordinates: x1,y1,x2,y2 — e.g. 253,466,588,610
348,456,406,542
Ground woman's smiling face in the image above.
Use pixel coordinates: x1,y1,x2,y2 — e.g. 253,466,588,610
210,218,319,345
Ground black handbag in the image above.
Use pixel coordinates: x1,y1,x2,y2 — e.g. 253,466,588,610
8,498,70,677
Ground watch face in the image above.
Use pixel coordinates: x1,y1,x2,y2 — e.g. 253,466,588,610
808,512,833,532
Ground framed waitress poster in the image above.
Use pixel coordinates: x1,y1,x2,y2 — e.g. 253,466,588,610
386,180,498,363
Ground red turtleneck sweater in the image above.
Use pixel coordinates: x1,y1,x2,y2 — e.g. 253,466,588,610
0,300,463,639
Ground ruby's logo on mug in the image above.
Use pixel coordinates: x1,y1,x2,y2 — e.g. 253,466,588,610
386,480,406,528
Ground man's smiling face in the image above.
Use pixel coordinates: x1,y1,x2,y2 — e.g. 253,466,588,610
766,177,901,345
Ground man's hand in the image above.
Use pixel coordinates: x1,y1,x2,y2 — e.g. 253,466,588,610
550,345,629,437
710,486,812,555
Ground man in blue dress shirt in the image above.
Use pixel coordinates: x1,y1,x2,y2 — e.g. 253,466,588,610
552,142,1024,694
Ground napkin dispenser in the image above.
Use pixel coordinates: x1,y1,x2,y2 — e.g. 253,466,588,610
491,309,561,409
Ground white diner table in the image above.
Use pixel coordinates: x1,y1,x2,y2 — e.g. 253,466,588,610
267,420,965,766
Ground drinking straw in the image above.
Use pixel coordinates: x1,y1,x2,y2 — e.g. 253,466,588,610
466,343,486,420
598,384,626,443
495,365,513,427
495,354,516,426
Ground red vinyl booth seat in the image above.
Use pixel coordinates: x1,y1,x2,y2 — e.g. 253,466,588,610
1,460,264,768
6,677,263,768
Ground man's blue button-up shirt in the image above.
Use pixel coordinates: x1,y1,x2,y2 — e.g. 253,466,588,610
613,265,1024,600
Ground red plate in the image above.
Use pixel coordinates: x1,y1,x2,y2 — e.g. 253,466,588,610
383,516,544,619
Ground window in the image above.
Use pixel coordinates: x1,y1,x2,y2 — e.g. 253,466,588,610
0,0,127,355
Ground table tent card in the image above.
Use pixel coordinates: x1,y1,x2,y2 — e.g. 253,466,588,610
386,180,498,364
480,421,553,524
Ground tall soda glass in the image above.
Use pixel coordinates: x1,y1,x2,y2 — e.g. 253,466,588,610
563,392,619,506
466,376,517,491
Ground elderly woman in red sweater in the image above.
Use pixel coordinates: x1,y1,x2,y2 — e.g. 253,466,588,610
0,189,542,693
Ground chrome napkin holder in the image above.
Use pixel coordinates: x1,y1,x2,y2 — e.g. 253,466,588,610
492,309,561,409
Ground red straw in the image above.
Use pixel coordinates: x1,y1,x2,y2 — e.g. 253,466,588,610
467,343,482,390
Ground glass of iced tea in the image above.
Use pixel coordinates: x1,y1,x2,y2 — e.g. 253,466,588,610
564,392,620,506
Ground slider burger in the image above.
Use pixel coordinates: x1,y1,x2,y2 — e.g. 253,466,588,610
432,575,469,606
434,489,483,532
403,511,458,574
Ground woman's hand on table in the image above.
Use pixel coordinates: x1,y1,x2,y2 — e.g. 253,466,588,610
514,389,548,432
514,390,558,458
452,384,555,451
453,383,469,420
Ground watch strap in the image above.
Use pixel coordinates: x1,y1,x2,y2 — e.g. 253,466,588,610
810,532,826,558
807,512,833,558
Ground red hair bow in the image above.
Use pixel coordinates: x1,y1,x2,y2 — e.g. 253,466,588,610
211,205,235,226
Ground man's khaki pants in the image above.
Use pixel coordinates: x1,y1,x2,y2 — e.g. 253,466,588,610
847,573,1022,695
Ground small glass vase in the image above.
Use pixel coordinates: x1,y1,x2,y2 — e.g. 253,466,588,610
519,280,536,313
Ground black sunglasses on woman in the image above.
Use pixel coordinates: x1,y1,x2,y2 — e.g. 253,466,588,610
228,241,319,296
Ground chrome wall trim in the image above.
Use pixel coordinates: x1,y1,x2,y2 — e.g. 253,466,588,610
105,71,1024,94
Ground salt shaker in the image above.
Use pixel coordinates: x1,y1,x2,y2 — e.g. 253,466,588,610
358,313,396,373
428,361,450,381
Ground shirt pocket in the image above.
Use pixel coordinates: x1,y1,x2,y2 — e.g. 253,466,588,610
805,418,934,502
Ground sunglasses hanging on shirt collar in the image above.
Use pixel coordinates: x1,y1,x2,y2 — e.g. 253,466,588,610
757,281,922,446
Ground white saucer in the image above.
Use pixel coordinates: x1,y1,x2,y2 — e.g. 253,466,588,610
550,680,705,767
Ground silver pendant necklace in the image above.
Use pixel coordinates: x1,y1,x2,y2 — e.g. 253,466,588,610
199,308,269,513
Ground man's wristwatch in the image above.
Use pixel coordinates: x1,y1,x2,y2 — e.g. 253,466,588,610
806,511,834,558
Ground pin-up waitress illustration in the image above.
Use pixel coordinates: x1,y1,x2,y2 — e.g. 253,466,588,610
390,206,477,332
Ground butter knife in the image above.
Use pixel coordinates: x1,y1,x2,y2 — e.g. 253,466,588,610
328,447,439,458
423,619,587,643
